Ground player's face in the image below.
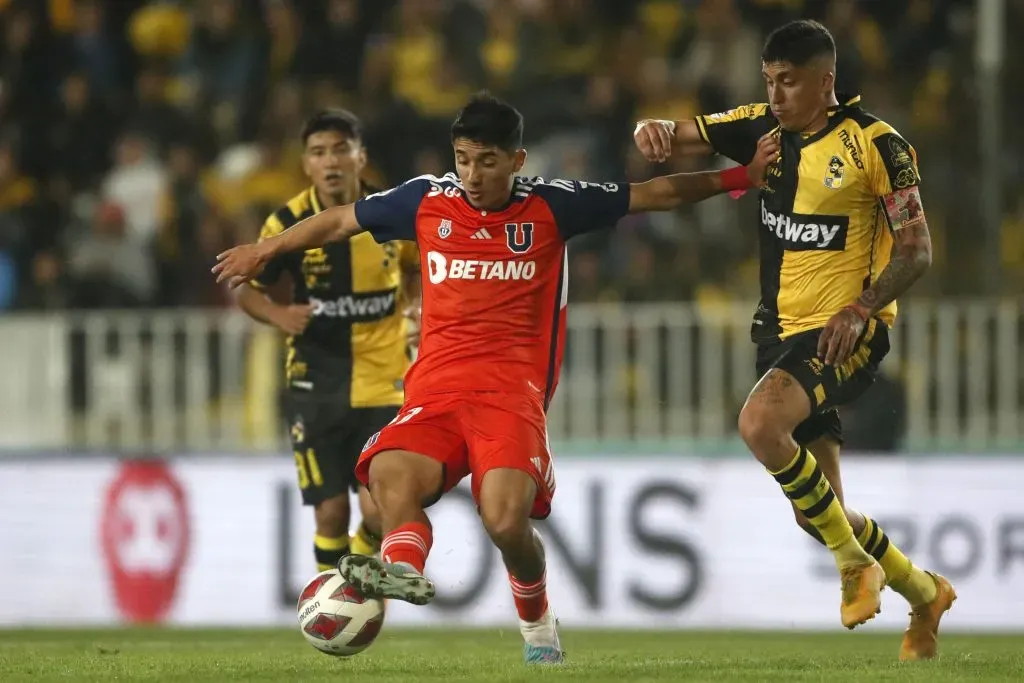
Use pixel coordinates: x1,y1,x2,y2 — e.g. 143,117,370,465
453,138,526,210
762,61,833,132
303,130,366,199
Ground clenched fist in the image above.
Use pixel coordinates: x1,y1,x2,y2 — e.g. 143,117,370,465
633,119,676,163
746,133,780,189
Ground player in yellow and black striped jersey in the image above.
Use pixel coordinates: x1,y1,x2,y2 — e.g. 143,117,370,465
633,20,955,658
236,110,421,572
695,95,905,337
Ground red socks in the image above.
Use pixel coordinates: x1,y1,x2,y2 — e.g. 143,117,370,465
381,520,549,623
381,522,433,573
509,570,548,622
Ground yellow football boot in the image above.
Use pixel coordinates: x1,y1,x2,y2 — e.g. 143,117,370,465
840,560,886,629
899,572,957,661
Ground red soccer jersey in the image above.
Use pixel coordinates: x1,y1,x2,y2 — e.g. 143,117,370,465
354,173,630,407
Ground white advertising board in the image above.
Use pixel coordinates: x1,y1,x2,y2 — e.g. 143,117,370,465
0,455,1022,630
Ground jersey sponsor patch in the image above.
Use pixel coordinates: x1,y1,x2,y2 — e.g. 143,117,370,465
308,289,397,321
426,251,537,284
760,201,849,251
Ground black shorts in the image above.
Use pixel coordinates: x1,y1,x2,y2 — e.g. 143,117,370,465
754,318,891,447
285,390,399,505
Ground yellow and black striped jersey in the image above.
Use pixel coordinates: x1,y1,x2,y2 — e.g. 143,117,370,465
252,184,419,406
695,95,922,343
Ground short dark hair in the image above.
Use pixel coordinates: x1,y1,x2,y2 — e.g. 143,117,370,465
450,92,523,152
301,109,363,145
762,20,836,67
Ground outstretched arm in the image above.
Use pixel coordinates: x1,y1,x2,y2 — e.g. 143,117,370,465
635,104,775,164
628,169,743,212
259,204,363,256
213,204,363,288
628,133,779,212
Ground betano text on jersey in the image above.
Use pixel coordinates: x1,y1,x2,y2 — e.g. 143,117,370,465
353,173,630,407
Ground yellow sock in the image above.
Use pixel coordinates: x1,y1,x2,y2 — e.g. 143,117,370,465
857,515,937,606
314,533,350,572
770,447,872,569
350,522,382,556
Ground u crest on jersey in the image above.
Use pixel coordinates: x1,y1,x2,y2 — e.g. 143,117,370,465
505,222,534,254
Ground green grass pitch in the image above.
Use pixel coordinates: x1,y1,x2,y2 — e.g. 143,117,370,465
1,628,1023,682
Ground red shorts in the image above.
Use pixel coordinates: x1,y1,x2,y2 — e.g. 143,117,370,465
356,392,555,519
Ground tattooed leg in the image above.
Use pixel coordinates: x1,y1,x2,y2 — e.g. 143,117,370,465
737,369,813,470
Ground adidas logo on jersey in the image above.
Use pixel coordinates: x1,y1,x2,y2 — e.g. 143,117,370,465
470,228,493,240
760,201,849,251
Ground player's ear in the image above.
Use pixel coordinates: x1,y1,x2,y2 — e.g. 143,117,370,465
821,67,835,93
300,152,313,180
356,144,368,169
512,148,527,173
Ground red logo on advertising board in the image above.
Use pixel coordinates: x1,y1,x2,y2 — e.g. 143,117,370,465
100,460,190,623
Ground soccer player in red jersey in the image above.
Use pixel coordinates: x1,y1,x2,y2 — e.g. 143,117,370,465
215,93,777,664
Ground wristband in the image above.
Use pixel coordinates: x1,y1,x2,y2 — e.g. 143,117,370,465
719,165,752,193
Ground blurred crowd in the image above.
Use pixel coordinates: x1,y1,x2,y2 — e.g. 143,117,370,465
0,0,1017,313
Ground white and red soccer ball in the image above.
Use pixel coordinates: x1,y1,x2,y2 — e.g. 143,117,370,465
297,570,386,656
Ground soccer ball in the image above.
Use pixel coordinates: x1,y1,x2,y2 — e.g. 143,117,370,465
297,569,386,656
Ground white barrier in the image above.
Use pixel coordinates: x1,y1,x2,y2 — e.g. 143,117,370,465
1,455,1022,630
1,301,1021,451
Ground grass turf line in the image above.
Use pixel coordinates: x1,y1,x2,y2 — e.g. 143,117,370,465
0,629,1022,682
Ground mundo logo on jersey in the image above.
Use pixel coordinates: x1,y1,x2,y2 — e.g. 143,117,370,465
760,201,849,251
427,251,536,284
100,460,190,624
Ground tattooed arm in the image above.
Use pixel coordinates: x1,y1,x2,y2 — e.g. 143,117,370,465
818,186,931,365
851,186,932,317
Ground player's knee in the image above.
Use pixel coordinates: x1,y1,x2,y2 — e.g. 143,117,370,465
738,401,788,456
478,470,535,551
480,498,531,550
314,495,350,538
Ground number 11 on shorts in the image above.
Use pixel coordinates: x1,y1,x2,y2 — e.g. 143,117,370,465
390,406,422,426
363,406,423,452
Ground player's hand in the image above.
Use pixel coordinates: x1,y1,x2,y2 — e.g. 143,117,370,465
747,133,780,188
633,119,676,163
272,304,313,336
818,306,867,366
212,243,270,289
